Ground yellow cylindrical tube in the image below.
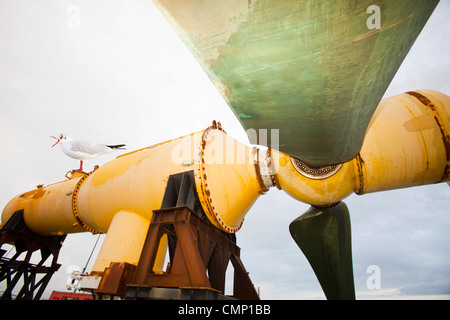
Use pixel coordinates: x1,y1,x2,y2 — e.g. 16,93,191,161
274,90,450,206
1,90,448,275
198,126,265,232
1,123,265,273
73,131,202,234
273,152,357,207
1,175,86,235
1,132,199,236
92,210,151,272
1,126,264,235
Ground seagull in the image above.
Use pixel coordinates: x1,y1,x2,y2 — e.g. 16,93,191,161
51,134,126,172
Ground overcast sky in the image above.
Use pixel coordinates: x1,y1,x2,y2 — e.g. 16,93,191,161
0,0,449,300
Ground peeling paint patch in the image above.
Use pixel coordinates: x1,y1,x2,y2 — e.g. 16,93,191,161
20,188,46,200
406,91,450,182
213,81,230,98
239,113,254,119
154,0,258,64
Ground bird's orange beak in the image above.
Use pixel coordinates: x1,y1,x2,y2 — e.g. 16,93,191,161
50,136,60,148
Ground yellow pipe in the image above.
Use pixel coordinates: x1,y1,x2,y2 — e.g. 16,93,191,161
92,210,151,272
274,90,450,206
1,174,86,235
1,122,264,273
1,90,449,274
357,90,449,194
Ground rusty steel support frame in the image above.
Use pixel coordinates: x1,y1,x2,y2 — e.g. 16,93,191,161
128,206,259,300
96,261,136,298
95,171,258,300
0,210,65,300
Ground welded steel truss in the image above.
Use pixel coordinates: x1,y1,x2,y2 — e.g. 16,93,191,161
0,210,65,300
96,172,259,300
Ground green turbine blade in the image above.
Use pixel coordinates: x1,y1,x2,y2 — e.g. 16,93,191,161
154,0,438,167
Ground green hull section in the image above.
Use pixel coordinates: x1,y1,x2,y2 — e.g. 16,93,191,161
154,0,438,167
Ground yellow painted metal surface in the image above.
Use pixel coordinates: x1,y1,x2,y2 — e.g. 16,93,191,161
1,175,86,235
153,0,438,167
92,210,151,272
357,90,450,194
274,90,450,206
91,210,168,273
273,152,357,207
199,125,264,232
1,122,264,273
1,90,449,274
1,125,263,235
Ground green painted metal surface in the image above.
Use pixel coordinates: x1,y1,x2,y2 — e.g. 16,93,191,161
289,202,354,300
154,0,438,167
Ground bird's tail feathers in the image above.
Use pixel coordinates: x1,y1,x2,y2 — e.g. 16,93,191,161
107,144,126,150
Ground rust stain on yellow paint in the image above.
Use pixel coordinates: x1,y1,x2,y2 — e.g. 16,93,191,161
406,91,450,182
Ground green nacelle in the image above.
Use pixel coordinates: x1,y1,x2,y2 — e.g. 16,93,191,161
154,0,439,167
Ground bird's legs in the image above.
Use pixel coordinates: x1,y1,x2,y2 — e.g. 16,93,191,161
75,160,84,172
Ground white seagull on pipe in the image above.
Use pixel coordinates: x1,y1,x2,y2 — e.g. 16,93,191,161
51,134,126,172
